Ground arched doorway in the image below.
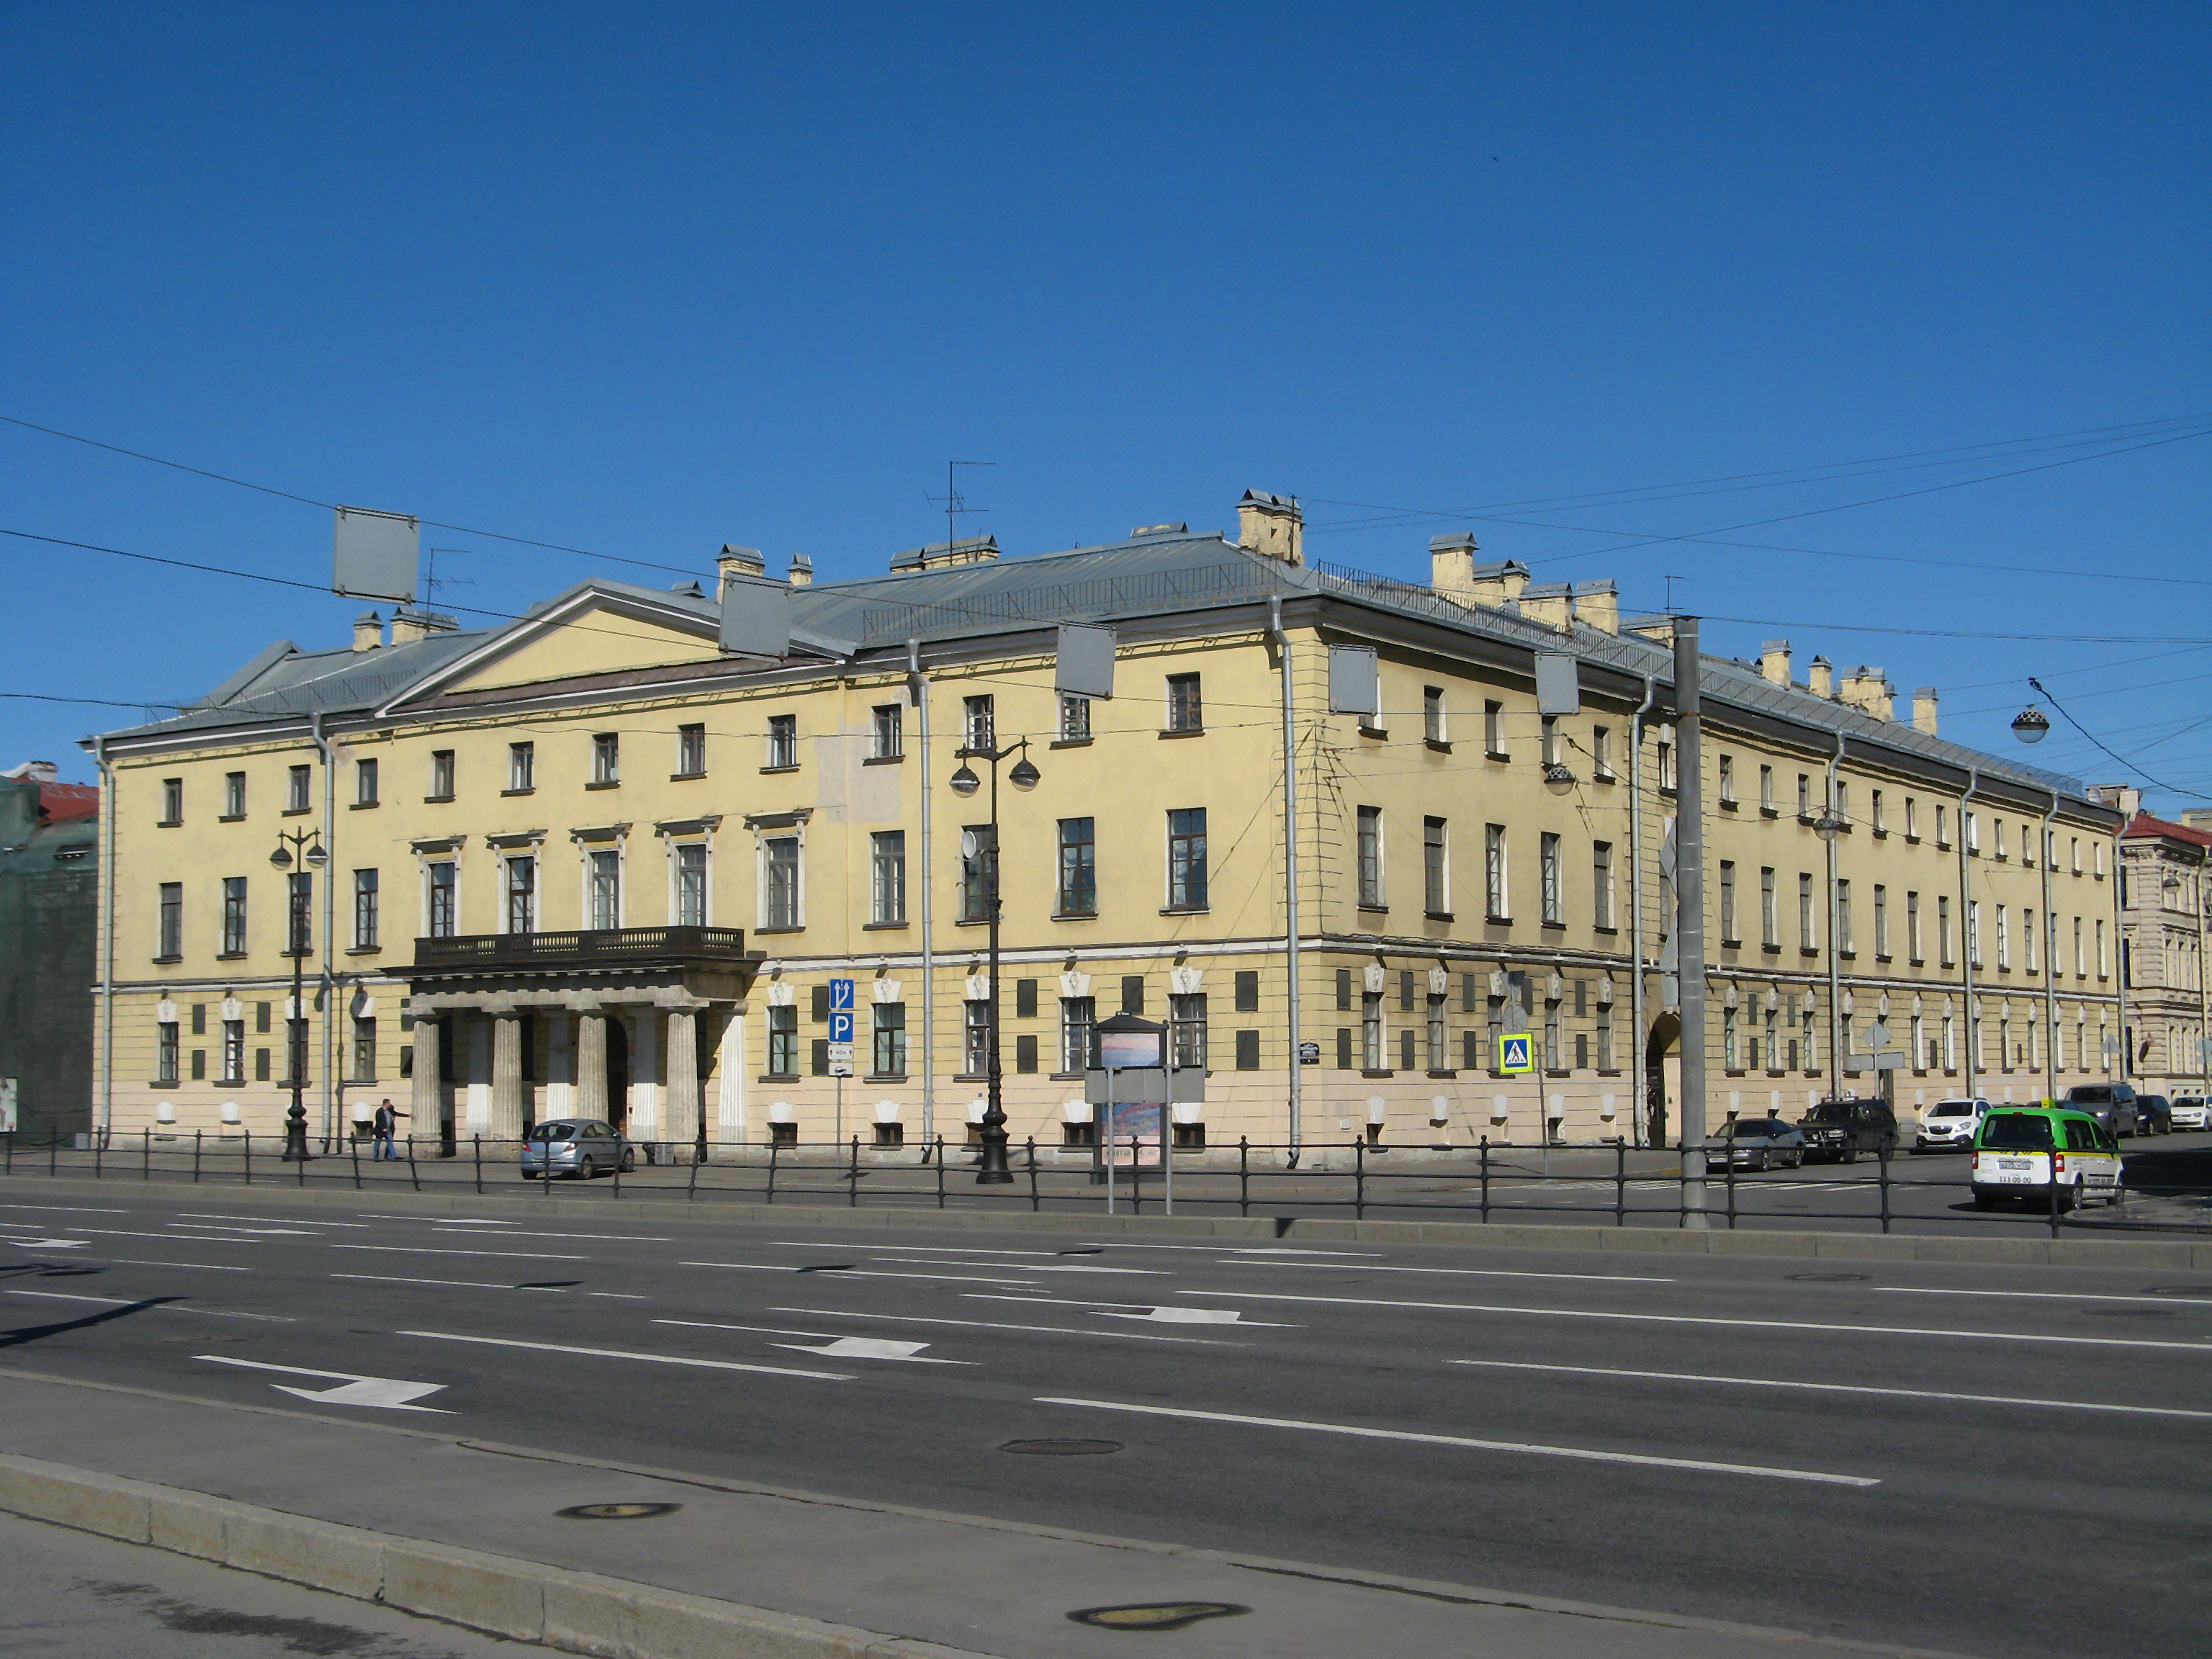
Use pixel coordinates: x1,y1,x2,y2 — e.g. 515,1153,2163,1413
605,1017,631,1131
1644,1012,1679,1150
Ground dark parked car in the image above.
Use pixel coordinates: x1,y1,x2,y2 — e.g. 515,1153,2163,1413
1707,1117,1807,1172
1794,1098,1898,1164
2134,1094,2173,1135
2061,1083,2141,1138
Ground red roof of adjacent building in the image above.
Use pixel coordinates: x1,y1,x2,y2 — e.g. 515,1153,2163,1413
2121,809,2212,850
38,781,100,825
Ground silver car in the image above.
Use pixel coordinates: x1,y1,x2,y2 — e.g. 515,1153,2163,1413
1707,1118,1807,1172
521,1119,634,1179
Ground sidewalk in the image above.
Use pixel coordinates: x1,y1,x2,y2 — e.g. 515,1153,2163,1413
0,1367,1971,1659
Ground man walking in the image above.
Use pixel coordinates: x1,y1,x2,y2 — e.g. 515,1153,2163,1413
372,1097,408,1161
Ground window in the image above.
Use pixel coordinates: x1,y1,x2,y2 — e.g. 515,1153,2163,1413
869,832,905,925
1235,970,1259,1012
1362,992,1384,1070
1763,1005,1779,1070
1056,817,1095,915
1723,1006,1740,1070
1541,716,1562,768
1996,904,2010,970
1906,797,1919,839
1357,806,1385,907
1967,899,1982,967
2097,918,2108,977
2074,916,2084,976
1719,861,1737,941
963,998,991,1076
2071,837,2082,873
1995,819,2007,860
354,868,379,948
1907,890,1922,960
1936,804,1949,847
1423,686,1445,743
1798,873,1816,950
508,742,534,791
873,1002,907,1075
2023,907,2036,974
1485,824,1509,918
675,843,707,926
354,759,378,806
1424,817,1449,914
1061,997,1095,1071
1758,765,1774,813
284,871,312,954
1591,725,1611,778
961,824,996,922
1544,997,1563,1071
1657,737,1676,791
1426,994,1447,1070
287,764,311,813
765,714,796,770
1874,884,1889,956
872,703,903,759
1593,841,1615,929
157,1020,179,1082
1484,700,1505,757
220,876,248,955
963,695,994,752
1760,867,1777,948
1966,811,1980,854
1122,976,1145,1014
1797,773,1812,819
1058,694,1090,742
1596,1002,1614,1070
1837,879,1853,953
1835,781,1849,825
590,734,619,786
223,771,246,818
427,861,457,939
1938,895,1954,966
588,849,621,930
766,1005,797,1076
1171,993,1208,1069
1166,673,1202,732
678,723,706,777
158,883,182,958
222,1019,246,1084
1539,832,1563,924
161,778,183,824
1718,754,1736,806
762,836,800,930
430,750,456,799
1167,809,1208,908
351,1017,375,1083
1871,790,1884,833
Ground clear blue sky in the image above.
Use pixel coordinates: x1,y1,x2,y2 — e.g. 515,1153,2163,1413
4,2,2206,805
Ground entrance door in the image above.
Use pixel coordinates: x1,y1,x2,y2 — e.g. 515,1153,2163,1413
1644,1012,1678,1149
604,1017,630,1131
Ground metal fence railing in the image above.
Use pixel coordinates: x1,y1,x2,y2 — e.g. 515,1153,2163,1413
5,1129,2206,1238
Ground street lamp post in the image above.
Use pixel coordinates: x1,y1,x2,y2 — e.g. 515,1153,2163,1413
948,737,1040,1184
270,830,328,1161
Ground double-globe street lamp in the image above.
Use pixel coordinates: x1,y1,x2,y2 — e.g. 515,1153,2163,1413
948,737,1040,1184
269,829,328,1160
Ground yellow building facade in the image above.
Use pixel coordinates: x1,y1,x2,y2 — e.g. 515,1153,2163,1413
85,495,2126,1154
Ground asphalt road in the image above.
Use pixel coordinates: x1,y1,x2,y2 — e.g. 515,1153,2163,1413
2,1184,2208,1659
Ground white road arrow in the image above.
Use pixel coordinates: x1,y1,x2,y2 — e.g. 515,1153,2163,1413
1096,1307,1299,1326
1,1237,89,1249
771,1336,967,1364
195,1354,451,1411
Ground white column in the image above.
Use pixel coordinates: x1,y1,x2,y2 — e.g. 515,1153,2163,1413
410,1012,443,1136
717,1005,747,1143
465,1016,492,1134
489,1015,524,1143
546,1012,575,1115
577,1013,607,1118
629,1011,660,1140
665,1009,699,1159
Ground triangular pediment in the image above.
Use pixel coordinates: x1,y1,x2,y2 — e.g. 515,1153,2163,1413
391,585,726,705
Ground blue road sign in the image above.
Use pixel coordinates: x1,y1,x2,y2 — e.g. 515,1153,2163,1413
827,1009,855,1044
1496,1033,1534,1074
828,977,855,1012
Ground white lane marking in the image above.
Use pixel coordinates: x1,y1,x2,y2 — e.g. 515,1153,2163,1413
195,1355,451,1411
1879,1286,2212,1307
965,1293,1299,1326
770,1305,1246,1346
777,1243,1074,1257
396,1329,853,1381
107,1259,251,1272
1447,1359,2212,1420
1,1237,89,1250
330,1273,570,1292
1035,1396,1879,1487
1179,1290,2212,1353
587,1292,648,1300
6,1290,290,1320
680,1262,1032,1286
177,1214,372,1227
1218,1261,1672,1284
0,1204,128,1214
429,1229,671,1242
58,1228,262,1244
866,1256,1164,1276
166,1225,324,1236
410,1219,517,1226
1078,1243,1382,1256
331,1244,585,1260
654,1318,970,1364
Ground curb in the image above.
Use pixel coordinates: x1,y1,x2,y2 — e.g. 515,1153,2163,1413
0,1450,992,1659
3,1173,2206,1268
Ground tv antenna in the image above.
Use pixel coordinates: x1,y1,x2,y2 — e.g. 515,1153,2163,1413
927,461,995,553
422,547,480,606
1663,574,1686,613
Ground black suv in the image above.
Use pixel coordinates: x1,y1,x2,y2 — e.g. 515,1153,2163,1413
1795,1098,1899,1163
2062,1083,2142,1138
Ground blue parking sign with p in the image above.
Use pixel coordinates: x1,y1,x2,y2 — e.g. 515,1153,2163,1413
1496,1033,1534,1074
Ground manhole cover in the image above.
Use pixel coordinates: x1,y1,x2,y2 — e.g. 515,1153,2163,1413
1785,1272,1871,1282
556,1502,681,1520
1001,1439,1123,1456
1069,1603,1249,1631
2083,1308,2175,1318
2144,1285,2212,1299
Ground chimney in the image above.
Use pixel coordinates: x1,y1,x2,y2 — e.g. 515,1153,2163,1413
1236,490,1303,565
1759,639,1792,685
1430,538,1531,608
717,544,767,598
1571,580,1619,634
1519,581,1574,632
1623,614,1676,644
1912,687,1939,736
1839,665,1895,721
1807,655,1834,698
352,611,384,652
888,534,999,574
2180,809,2212,832
2089,783,2142,819
390,608,458,646
787,553,813,588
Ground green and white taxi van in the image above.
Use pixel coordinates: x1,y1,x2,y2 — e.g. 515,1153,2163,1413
1969,1105,2123,1211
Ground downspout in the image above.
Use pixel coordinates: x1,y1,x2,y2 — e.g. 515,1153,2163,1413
94,736,115,1147
2039,788,2059,1102
2113,822,2128,1082
313,712,336,1149
1958,766,1979,1098
1627,673,1658,1148
2198,837,2210,1092
1269,597,1302,1161
910,639,935,1149
1824,733,1845,1101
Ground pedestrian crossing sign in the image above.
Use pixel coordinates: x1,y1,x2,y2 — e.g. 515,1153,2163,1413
1496,1033,1534,1074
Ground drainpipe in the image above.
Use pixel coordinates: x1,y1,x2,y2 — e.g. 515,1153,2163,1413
2039,788,2059,1102
1627,673,1658,1148
910,639,935,1149
1673,619,1708,1228
1958,766,1979,1098
1824,733,1845,1102
1269,596,1302,1161
2198,839,2210,1092
94,736,115,1147
2113,824,2128,1082
312,712,337,1148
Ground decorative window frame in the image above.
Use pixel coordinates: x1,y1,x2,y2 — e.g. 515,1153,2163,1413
570,822,632,931
746,809,811,931
656,814,723,927
410,835,467,939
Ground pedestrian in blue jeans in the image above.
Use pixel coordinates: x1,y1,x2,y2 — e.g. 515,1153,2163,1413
372,1098,408,1160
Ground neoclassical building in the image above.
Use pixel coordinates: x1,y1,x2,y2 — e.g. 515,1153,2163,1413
84,491,2126,1154
2115,799,2211,1092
